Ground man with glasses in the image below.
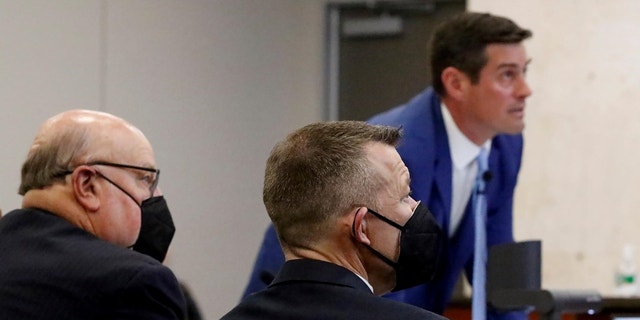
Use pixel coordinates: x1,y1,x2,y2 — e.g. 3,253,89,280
0,109,186,319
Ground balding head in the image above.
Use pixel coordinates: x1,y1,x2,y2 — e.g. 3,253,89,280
19,109,150,195
19,109,159,247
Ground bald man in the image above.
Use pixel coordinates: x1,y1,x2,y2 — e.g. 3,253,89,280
0,110,186,319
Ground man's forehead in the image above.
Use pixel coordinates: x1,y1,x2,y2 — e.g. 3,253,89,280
92,127,155,164
484,43,529,62
367,143,409,180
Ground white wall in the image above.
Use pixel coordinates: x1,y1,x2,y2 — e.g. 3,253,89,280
470,0,640,294
0,0,103,207
0,1,324,318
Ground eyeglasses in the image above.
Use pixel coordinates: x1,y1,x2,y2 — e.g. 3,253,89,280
57,161,160,197
89,161,160,197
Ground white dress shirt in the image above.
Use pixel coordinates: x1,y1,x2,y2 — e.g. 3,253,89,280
440,103,491,236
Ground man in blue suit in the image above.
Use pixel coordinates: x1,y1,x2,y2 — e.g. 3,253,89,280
242,12,533,319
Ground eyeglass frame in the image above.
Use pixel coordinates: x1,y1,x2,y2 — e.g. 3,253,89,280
57,161,160,198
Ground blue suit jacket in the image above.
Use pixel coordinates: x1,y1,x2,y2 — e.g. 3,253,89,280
243,87,523,318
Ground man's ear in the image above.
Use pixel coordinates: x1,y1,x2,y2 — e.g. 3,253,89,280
351,207,371,246
441,66,469,101
71,166,100,212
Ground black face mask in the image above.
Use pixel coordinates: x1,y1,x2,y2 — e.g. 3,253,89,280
359,202,443,291
98,173,176,263
132,195,176,262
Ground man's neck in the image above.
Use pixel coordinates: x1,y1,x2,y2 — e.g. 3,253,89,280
22,187,94,234
441,97,493,146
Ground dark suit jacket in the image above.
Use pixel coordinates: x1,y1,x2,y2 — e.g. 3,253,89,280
0,208,187,319
242,87,523,319
224,259,447,320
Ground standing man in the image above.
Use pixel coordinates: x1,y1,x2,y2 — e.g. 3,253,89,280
0,109,186,319
242,11,533,320
368,11,532,319
222,121,445,320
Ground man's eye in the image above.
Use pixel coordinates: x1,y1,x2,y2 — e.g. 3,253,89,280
502,71,516,80
141,174,154,185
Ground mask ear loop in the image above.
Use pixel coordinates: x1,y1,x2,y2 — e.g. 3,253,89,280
367,208,404,231
351,207,362,237
95,171,141,207
351,207,402,269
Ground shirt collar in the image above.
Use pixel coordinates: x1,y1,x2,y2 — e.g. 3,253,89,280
353,272,374,293
441,103,491,169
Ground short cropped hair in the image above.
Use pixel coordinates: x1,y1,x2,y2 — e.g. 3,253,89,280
263,121,401,249
430,12,532,96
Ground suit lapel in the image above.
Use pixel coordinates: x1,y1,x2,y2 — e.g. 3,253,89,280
396,89,453,236
430,102,453,236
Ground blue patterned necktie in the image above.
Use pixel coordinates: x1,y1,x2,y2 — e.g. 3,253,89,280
472,147,489,320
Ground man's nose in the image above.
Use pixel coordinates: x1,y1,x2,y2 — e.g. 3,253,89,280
517,77,532,99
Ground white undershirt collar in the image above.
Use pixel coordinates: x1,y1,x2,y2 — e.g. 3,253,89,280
441,103,490,170
353,272,374,293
